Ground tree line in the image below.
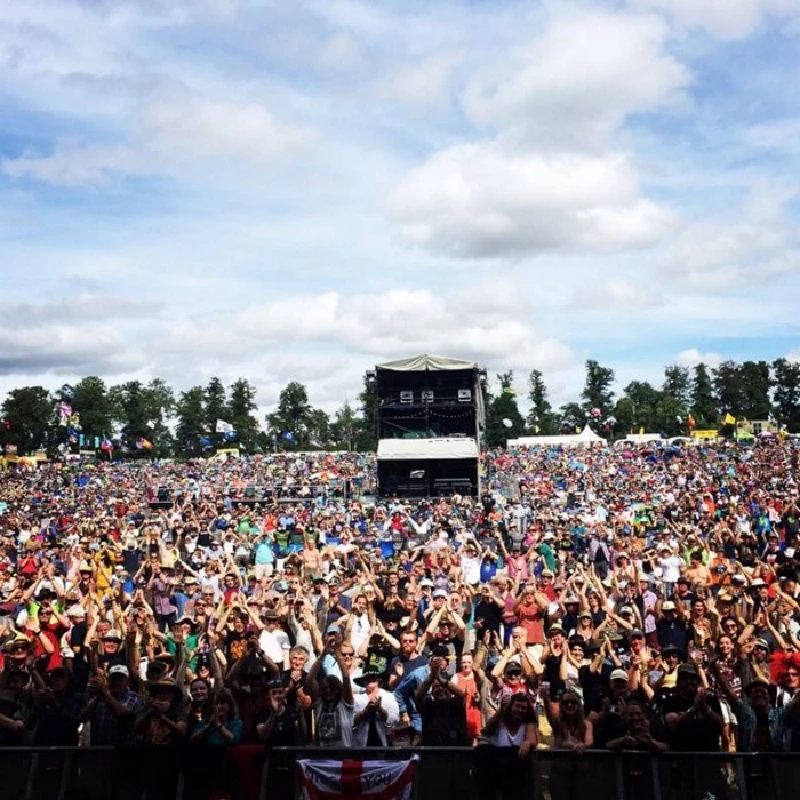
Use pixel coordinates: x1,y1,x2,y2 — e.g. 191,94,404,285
482,358,800,446
1,357,798,455
0,377,375,457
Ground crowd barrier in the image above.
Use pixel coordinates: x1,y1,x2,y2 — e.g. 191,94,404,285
2,746,799,800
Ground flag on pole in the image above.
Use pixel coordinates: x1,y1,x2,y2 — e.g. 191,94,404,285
100,438,113,452
215,419,234,433
687,414,696,429
136,438,153,450
280,431,295,442
723,413,736,426
297,759,416,800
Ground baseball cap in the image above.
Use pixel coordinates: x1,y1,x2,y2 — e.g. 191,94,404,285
662,601,676,611
432,589,448,599
610,669,628,682
109,665,129,677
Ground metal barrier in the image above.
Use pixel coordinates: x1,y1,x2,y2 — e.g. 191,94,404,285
1,747,799,800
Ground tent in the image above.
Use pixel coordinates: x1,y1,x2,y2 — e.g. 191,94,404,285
376,354,477,371
507,425,607,448
617,433,664,445
734,430,755,442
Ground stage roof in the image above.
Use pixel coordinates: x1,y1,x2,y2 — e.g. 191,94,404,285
375,354,477,371
377,437,479,461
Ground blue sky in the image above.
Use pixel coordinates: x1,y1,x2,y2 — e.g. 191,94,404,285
2,0,800,415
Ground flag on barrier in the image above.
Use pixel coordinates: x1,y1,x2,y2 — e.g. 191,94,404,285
297,759,416,800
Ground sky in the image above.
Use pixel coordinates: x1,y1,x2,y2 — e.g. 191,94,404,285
2,0,800,418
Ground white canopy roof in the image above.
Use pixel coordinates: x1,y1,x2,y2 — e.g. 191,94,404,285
376,354,477,371
507,425,607,448
617,433,664,445
377,437,479,461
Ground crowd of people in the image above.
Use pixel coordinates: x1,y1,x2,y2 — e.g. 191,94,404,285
0,438,799,772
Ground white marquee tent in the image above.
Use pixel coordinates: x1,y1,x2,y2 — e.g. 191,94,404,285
507,425,607,449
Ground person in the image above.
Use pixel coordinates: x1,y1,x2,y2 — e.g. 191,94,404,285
256,677,306,745
309,650,354,746
543,689,593,800
31,665,85,746
477,693,538,800
136,677,188,745
352,670,400,746
81,665,142,746
0,689,29,745
606,699,668,751
415,650,468,746
190,687,243,745
453,651,485,743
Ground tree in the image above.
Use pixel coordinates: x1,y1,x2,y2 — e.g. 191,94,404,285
773,358,800,431
691,363,716,426
558,402,585,432
331,402,361,450
713,361,743,423
108,382,151,451
622,380,662,432
581,360,615,415
485,372,525,447
663,366,690,408
1,387,54,454
71,376,112,439
144,379,175,457
229,378,260,452
738,360,772,420
307,408,333,449
204,377,229,436
527,369,557,434
175,387,206,458
266,381,314,449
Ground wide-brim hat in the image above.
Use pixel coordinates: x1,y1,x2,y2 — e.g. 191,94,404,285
146,678,183,699
354,671,382,687
2,632,32,652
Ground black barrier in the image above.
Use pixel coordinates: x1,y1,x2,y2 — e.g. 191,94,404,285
2,747,800,800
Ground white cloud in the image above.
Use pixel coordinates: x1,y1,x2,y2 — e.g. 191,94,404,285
0,323,138,375
663,183,800,286
463,11,691,149
627,0,800,41
675,349,723,369
385,52,463,110
318,31,363,70
572,279,663,309
387,141,676,258
2,89,319,187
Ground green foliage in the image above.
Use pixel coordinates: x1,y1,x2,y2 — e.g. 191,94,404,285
72,377,112,439
581,360,615,414
773,358,800,431
1,386,54,454
527,369,557,434
485,372,525,446
229,379,260,452
691,363,717,426
176,387,206,457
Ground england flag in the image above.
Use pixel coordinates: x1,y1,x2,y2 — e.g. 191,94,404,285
297,759,416,800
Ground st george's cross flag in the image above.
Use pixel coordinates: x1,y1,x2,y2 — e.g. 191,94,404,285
297,759,416,800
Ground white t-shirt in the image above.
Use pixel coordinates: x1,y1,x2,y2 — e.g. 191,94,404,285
659,556,683,584
259,628,291,665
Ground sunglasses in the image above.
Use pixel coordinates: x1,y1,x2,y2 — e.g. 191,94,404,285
561,700,578,708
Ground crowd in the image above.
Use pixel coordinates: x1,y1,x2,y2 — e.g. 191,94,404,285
1,439,799,772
